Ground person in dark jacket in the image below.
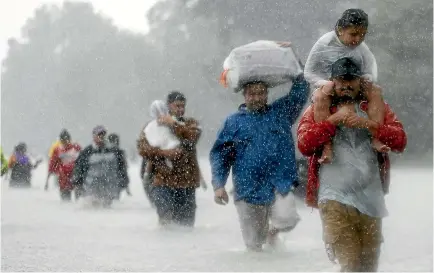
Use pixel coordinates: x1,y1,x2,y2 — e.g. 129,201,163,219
108,133,131,199
72,126,129,207
8,143,42,188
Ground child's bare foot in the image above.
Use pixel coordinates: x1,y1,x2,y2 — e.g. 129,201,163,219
372,138,391,153
319,143,333,164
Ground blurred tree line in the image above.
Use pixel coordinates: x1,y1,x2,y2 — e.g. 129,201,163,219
1,0,432,164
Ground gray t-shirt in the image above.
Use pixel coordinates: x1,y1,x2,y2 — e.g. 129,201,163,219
318,105,388,218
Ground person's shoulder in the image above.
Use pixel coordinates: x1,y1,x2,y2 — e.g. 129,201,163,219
82,145,93,153
53,144,62,153
228,107,246,120
316,31,335,45
358,41,374,54
221,109,247,129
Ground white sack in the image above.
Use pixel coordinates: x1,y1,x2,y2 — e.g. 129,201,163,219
223,40,303,92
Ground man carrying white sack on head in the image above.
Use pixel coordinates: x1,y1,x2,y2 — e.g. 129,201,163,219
211,41,310,252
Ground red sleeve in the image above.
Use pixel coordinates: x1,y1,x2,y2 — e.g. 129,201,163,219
297,106,337,157
48,148,60,173
375,104,407,153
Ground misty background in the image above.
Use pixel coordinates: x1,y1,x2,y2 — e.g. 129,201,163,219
1,0,432,165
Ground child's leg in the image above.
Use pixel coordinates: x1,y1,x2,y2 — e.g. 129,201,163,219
313,84,334,164
313,85,333,122
365,85,385,125
364,85,390,153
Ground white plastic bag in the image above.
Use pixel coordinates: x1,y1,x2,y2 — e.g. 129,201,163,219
304,31,378,89
270,191,301,230
149,100,169,119
145,100,180,150
144,120,180,151
222,40,303,92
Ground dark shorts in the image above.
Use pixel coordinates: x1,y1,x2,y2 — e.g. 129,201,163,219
152,186,197,227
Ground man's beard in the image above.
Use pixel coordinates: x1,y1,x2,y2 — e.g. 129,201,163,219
334,95,356,104
333,86,361,104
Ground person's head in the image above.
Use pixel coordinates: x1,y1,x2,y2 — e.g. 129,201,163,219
335,8,369,48
150,100,169,119
242,82,269,111
15,143,27,154
92,125,107,147
166,91,186,118
59,129,71,145
108,133,120,148
330,57,363,103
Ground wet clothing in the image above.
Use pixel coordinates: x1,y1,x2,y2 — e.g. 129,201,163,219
48,140,61,158
210,75,310,205
297,101,406,272
141,158,156,207
8,152,33,187
235,200,271,250
72,143,129,202
304,31,378,89
153,186,196,226
319,200,382,272
48,143,81,191
138,118,202,189
138,116,201,226
297,101,407,209
318,104,387,218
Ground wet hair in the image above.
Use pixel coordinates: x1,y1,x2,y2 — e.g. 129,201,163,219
335,8,369,32
15,142,27,153
108,133,120,146
167,91,186,104
242,81,268,95
59,129,71,141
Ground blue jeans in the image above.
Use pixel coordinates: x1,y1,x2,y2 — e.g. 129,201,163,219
152,186,197,227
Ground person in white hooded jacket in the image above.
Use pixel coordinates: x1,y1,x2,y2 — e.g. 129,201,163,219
304,9,389,164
